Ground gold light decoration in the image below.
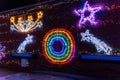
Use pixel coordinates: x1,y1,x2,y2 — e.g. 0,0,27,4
10,11,43,32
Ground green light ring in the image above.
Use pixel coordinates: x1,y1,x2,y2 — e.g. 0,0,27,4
46,35,71,60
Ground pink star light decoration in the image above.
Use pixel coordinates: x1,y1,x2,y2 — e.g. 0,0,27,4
74,1,102,27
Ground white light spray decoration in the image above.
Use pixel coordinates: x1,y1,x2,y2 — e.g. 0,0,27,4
17,34,34,53
10,11,43,32
80,29,112,55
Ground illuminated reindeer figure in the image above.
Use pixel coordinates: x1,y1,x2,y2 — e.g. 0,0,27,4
17,34,34,53
80,30,112,55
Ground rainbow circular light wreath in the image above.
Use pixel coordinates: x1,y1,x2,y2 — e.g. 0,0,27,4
42,28,75,65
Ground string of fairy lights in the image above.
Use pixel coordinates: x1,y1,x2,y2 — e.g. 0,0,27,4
0,1,119,27
0,0,119,66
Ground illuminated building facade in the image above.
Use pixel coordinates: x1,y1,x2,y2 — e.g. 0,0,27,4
0,0,119,75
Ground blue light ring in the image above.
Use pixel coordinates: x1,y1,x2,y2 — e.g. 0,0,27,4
46,37,70,59
47,34,70,56
47,33,69,46
48,36,67,55
50,38,65,54
46,34,71,60
47,45,70,60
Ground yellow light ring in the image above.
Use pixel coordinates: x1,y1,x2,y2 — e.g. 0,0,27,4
42,28,75,65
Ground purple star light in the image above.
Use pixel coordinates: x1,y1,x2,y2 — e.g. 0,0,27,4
74,1,102,27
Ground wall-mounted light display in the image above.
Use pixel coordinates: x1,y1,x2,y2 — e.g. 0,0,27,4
17,34,34,53
0,0,119,75
42,28,75,65
10,11,43,32
80,29,112,55
74,1,102,27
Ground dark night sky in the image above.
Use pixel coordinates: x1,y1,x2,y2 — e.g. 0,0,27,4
0,0,47,12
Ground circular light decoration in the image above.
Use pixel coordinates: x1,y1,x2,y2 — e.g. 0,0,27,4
42,28,75,65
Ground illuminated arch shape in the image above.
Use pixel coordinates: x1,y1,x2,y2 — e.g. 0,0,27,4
42,28,75,65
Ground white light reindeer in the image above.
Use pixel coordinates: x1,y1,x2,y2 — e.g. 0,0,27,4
80,30,112,55
17,34,34,53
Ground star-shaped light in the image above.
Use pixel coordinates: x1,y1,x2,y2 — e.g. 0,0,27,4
74,1,102,27
80,29,93,42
